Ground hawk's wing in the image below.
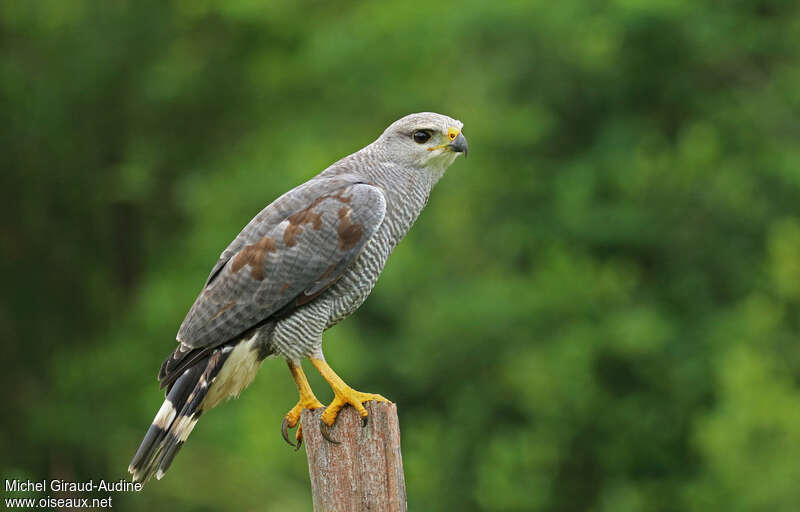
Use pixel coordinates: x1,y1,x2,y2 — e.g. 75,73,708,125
159,178,386,386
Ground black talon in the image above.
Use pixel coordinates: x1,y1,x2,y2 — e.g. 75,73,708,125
295,436,303,451
281,418,297,448
362,415,368,428
320,420,341,444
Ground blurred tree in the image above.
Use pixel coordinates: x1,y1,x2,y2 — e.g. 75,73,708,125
1,0,799,510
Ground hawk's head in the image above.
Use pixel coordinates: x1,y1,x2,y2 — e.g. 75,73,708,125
377,112,468,171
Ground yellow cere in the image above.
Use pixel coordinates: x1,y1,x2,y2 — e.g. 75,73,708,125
428,127,461,152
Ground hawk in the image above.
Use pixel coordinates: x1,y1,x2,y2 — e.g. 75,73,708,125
129,112,468,482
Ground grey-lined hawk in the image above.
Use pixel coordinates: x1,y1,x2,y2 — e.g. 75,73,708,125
129,112,468,482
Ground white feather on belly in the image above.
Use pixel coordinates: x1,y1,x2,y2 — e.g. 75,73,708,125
200,333,263,411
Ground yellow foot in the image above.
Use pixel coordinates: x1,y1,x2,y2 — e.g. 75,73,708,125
321,389,390,428
309,357,391,444
320,389,391,444
282,360,324,450
281,397,323,450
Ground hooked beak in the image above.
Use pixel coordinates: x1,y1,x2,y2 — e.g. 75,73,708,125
447,132,468,157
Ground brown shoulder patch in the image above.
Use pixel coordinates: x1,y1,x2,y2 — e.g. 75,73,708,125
231,236,276,281
331,190,352,203
284,208,323,247
282,189,353,247
337,207,363,251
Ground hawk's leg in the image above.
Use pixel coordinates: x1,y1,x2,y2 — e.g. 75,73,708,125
309,357,391,444
281,360,324,450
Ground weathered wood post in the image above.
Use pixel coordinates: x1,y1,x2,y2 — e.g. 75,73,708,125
301,401,407,512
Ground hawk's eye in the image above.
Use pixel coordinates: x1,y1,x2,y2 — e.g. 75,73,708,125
412,130,431,144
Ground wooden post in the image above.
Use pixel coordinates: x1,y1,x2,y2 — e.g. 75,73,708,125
301,401,407,512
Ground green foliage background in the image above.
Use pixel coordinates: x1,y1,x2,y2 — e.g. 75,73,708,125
2,1,800,510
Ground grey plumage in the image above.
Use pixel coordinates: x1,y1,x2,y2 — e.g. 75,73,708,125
129,112,467,482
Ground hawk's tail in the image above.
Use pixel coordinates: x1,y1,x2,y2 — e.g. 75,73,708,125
128,347,232,483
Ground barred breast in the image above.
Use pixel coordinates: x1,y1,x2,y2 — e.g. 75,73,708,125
326,175,430,327
268,165,431,360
